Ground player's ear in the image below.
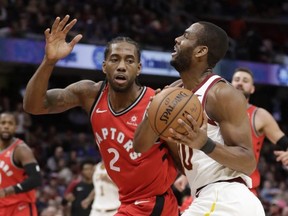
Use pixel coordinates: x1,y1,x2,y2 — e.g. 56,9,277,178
195,46,208,58
102,61,107,74
137,63,142,76
251,84,255,94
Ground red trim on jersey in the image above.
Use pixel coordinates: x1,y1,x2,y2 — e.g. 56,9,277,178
192,73,215,94
3,138,22,152
247,105,265,190
193,74,223,126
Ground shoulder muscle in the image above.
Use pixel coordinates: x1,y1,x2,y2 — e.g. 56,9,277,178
14,144,37,166
206,82,247,123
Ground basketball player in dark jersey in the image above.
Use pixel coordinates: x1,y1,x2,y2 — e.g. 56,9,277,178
0,112,42,216
23,15,179,216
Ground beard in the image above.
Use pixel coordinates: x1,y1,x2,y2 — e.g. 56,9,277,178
170,47,193,73
0,133,13,142
235,87,250,99
243,92,250,99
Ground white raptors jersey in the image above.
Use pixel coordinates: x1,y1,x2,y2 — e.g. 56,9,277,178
178,74,252,197
92,161,120,210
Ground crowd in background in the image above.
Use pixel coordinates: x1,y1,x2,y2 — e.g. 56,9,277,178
0,0,288,215
0,0,288,64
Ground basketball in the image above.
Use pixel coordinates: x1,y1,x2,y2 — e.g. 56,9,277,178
147,87,203,140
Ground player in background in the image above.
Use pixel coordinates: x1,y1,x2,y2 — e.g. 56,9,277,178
0,112,42,216
231,67,288,195
23,15,179,215
82,160,120,216
64,159,94,216
134,21,265,215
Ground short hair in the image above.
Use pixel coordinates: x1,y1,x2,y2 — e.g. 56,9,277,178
234,67,254,81
0,112,17,124
103,36,142,86
104,37,141,62
196,21,229,68
80,159,95,170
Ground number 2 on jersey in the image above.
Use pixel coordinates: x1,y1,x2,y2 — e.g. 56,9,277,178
107,148,120,172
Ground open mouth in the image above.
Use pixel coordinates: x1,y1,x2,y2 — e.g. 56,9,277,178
115,74,126,80
172,46,178,56
114,74,127,84
236,86,244,91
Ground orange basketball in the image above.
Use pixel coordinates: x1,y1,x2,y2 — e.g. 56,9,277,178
147,87,203,140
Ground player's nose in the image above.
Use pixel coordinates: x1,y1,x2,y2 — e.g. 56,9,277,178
117,60,126,71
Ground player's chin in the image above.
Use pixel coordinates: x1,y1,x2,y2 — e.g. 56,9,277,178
1,133,12,140
112,83,129,93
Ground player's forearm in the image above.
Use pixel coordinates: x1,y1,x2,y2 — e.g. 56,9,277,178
13,163,42,194
207,142,256,175
23,57,56,114
133,116,158,153
86,189,95,202
2,163,42,197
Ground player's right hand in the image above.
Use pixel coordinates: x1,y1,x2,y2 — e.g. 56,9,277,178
44,15,82,63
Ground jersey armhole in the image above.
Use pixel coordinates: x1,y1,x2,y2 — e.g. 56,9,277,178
89,80,107,116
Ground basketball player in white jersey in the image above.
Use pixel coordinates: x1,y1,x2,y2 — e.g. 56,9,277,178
134,22,265,215
82,161,120,216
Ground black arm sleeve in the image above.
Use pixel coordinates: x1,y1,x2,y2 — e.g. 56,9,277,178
13,163,42,194
275,135,288,151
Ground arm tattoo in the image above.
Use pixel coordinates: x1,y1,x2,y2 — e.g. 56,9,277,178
45,89,79,113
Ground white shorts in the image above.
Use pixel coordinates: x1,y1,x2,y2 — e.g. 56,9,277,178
89,208,117,216
182,181,265,216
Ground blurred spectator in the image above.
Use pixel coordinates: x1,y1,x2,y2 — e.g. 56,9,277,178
83,160,120,216
63,159,94,216
1,0,287,64
13,101,31,141
0,0,10,37
47,146,67,172
229,13,247,40
268,199,287,216
57,158,73,185
40,205,63,216
260,180,282,203
0,88,11,112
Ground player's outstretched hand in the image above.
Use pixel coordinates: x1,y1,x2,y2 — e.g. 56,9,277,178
44,15,83,63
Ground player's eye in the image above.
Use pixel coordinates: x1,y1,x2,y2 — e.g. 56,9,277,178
126,59,134,64
110,57,118,62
